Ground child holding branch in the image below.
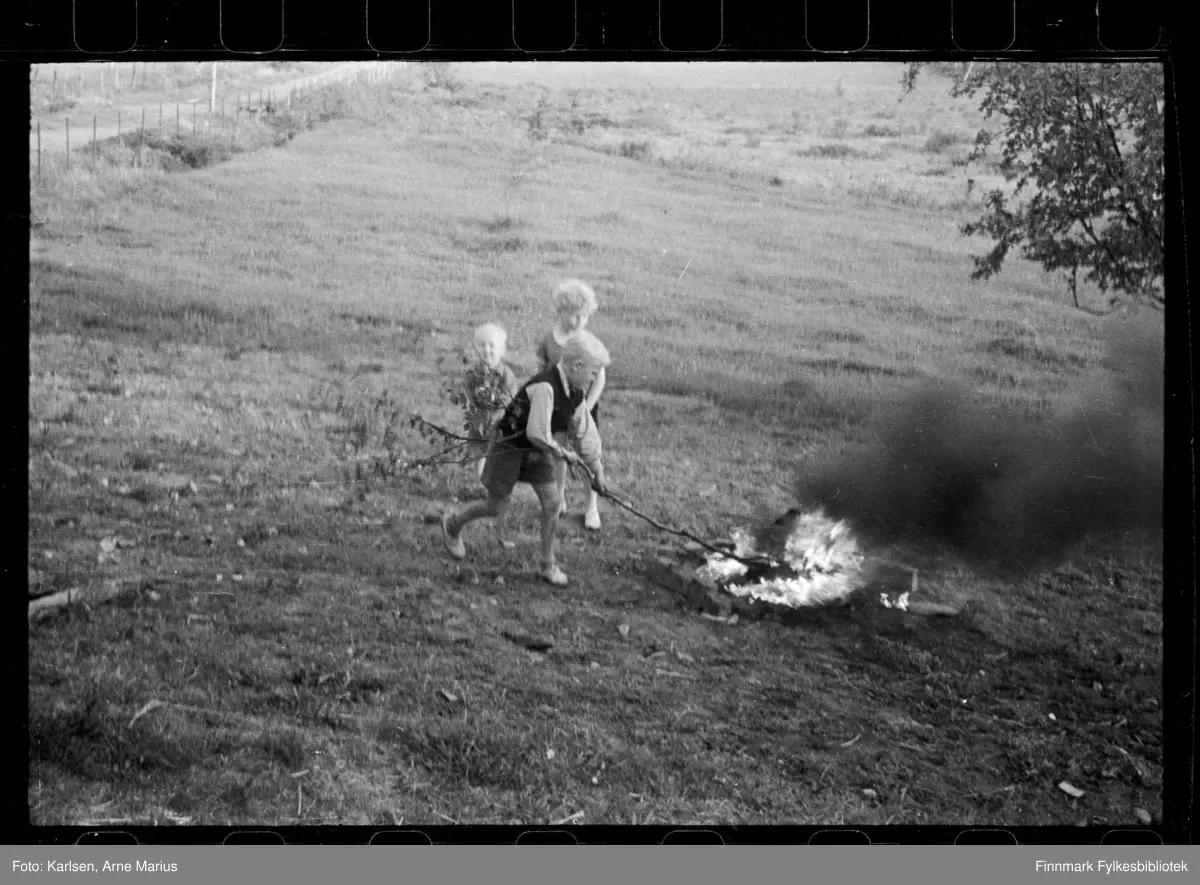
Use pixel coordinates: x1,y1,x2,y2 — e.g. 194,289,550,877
442,330,610,587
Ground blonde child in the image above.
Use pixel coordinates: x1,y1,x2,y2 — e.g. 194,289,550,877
535,280,607,530
442,331,610,587
463,322,520,480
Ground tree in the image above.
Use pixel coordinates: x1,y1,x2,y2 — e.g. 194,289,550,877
903,63,1165,313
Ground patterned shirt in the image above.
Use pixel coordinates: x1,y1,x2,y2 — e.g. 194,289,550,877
464,362,520,434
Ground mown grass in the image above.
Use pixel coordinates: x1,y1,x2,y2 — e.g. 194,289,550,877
28,62,1162,829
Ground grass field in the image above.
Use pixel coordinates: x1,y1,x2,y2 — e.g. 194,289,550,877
27,62,1164,830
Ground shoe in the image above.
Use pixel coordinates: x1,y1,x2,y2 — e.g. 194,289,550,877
541,564,568,586
584,508,601,531
498,539,516,550
441,512,465,560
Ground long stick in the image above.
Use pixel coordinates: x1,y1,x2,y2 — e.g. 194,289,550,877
568,461,775,567
408,414,773,567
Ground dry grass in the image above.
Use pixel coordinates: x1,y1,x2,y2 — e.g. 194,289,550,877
28,62,1162,830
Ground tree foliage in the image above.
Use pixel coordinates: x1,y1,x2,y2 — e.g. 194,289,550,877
904,63,1165,312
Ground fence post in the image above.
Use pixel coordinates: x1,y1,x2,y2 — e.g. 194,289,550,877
176,103,180,135
117,110,122,141
37,120,41,181
65,118,70,171
92,114,97,162
192,101,196,132
139,108,146,167
159,103,163,134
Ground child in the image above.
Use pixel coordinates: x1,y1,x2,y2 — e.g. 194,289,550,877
535,279,607,531
463,322,520,480
441,330,610,587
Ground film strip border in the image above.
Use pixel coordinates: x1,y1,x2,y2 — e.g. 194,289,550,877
2,1,1167,56
11,0,1184,853
31,823,1177,845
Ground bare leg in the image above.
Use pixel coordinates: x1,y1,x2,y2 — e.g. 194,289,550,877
495,508,516,549
552,456,568,518
443,494,509,560
584,486,601,531
454,495,509,531
532,481,567,585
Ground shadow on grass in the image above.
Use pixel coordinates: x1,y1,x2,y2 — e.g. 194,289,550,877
29,699,196,784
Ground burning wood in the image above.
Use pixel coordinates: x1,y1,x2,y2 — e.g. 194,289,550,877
695,509,869,608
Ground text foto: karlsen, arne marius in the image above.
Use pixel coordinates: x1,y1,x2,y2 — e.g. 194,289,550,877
13,860,180,873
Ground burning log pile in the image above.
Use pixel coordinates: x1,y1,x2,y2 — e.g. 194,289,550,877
697,509,867,608
646,507,962,624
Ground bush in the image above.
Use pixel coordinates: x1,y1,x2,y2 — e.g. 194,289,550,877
45,97,78,114
143,132,236,170
799,143,860,159
290,81,397,127
924,129,960,153
862,123,900,138
617,139,654,161
262,110,308,145
422,62,463,94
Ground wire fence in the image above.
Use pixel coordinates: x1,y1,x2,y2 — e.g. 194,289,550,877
31,61,404,182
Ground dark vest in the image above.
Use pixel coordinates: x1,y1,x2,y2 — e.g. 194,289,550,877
496,368,585,451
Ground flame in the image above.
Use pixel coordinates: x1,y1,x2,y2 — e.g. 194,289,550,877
695,527,757,584
697,509,868,608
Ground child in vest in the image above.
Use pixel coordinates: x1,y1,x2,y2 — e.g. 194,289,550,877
535,279,607,531
463,322,520,480
442,330,610,587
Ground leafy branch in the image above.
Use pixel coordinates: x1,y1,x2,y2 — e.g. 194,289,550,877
903,62,1165,311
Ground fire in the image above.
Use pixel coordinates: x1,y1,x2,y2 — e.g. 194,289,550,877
696,509,867,608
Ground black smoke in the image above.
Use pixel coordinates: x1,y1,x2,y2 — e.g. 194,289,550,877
786,317,1163,578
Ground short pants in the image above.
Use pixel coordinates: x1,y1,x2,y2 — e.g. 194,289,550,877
481,439,559,497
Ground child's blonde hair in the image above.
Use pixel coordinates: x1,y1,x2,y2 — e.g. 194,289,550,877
552,279,599,319
562,330,611,369
473,322,508,354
